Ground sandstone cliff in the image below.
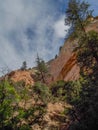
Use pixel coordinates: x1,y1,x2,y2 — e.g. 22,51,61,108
49,18,98,82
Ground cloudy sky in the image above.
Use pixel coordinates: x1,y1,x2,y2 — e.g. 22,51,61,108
0,0,98,74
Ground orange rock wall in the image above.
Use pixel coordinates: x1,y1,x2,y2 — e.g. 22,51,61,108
49,20,98,82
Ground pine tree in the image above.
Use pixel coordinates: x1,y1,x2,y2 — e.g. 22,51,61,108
35,54,48,83
21,61,27,70
65,0,93,36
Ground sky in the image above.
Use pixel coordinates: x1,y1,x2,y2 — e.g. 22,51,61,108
0,0,98,74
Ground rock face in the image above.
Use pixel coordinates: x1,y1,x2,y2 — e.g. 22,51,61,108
7,70,34,85
57,53,80,81
49,19,98,82
49,38,80,82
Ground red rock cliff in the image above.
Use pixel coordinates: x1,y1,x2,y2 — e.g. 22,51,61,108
49,19,98,82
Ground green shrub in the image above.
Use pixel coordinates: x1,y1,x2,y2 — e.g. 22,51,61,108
20,124,30,130
51,80,65,97
33,82,50,103
0,80,20,129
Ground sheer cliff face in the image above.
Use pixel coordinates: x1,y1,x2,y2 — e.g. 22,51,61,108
49,19,98,82
49,38,80,82
57,53,80,81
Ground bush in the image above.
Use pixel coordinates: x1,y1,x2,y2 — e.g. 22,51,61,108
64,80,82,104
33,82,50,104
0,80,20,129
51,80,65,97
20,124,31,130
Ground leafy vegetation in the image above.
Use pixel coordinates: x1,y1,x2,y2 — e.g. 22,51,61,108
0,79,49,130
63,0,98,129
65,0,93,39
34,54,49,84
33,82,51,104
21,61,27,71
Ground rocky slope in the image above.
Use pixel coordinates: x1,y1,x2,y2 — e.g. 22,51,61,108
1,69,34,85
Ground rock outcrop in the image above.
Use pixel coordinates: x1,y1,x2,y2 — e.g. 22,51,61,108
49,38,79,82
7,70,34,85
49,18,98,82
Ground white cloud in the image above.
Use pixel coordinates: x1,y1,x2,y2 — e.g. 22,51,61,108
54,15,70,38
0,0,69,75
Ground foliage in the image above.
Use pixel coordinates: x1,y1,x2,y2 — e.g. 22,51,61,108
50,80,81,104
0,79,49,130
33,82,50,104
65,0,93,36
64,31,98,130
21,61,27,70
66,77,98,130
64,0,98,129
51,80,66,99
72,31,98,130
19,124,30,130
35,55,49,83
64,80,82,104
77,31,98,76
0,80,19,129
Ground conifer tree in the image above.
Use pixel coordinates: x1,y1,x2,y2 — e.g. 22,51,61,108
21,61,27,70
65,0,93,36
35,54,48,83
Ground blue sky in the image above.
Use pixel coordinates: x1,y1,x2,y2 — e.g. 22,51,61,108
88,0,98,16
0,0,98,74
